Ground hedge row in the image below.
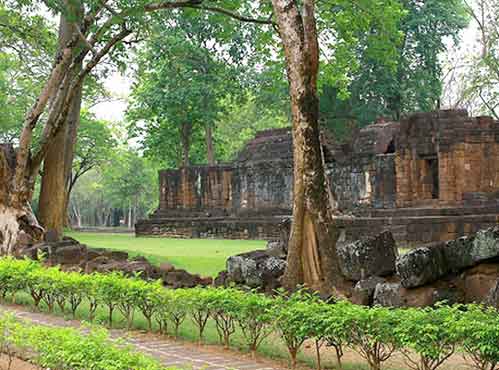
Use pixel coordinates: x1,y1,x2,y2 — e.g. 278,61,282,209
0,312,176,370
1,257,499,370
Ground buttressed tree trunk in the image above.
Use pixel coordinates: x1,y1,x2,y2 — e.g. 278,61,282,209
271,0,348,295
39,4,84,239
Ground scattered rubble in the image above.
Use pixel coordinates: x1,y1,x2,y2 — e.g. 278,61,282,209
16,237,212,289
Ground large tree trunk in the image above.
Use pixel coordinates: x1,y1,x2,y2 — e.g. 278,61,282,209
38,129,67,237
62,68,84,228
271,0,348,295
38,5,83,240
0,145,43,255
205,124,215,165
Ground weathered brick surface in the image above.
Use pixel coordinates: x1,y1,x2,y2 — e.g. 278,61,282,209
395,110,499,207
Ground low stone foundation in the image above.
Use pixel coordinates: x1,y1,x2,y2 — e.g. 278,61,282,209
137,207,499,246
335,206,499,246
136,217,285,240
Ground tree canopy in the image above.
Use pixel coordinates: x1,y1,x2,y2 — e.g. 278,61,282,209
320,0,470,139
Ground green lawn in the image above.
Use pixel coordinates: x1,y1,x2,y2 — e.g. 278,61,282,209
65,232,266,277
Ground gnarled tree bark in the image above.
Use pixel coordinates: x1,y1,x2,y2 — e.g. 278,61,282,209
271,0,348,295
0,145,43,255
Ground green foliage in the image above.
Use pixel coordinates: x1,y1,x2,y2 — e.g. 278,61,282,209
0,3,56,143
456,305,499,370
69,149,159,227
455,0,499,119
72,111,117,182
319,0,470,139
0,2,107,143
3,257,499,370
126,12,283,167
395,305,462,370
0,312,175,370
214,92,290,162
234,289,274,354
344,304,400,370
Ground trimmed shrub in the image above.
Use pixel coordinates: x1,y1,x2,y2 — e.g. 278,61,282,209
1,257,499,370
395,305,462,370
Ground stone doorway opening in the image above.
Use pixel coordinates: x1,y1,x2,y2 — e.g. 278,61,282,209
426,157,440,199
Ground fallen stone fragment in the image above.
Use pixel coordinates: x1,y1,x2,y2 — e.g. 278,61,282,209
226,250,286,291
397,227,499,288
373,282,403,307
396,244,448,288
337,231,398,281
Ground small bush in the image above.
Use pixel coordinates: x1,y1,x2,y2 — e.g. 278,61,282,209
395,305,461,370
457,304,499,370
0,312,177,370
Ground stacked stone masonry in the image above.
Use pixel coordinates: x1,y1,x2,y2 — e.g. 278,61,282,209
136,111,499,245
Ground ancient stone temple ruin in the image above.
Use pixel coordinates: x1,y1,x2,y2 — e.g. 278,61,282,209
136,110,499,245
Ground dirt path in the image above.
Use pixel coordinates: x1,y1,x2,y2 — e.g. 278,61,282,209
0,355,40,370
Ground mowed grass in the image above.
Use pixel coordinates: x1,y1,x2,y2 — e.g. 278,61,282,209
65,232,266,277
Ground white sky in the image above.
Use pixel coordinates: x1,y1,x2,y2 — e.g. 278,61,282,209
90,72,131,122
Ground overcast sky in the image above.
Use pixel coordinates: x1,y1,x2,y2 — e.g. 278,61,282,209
90,73,131,122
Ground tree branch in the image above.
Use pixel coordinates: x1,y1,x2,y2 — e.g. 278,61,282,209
13,41,76,197
184,4,276,26
30,27,132,174
144,0,275,26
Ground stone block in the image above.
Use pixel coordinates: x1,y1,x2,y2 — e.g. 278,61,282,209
373,282,403,307
163,270,199,288
469,227,499,264
397,227,499,288
337,231,398,281
463,264,499,303
51,244,88,266
226,250,286,290
351,276,385,306
396,244,448,288
159,262,175,274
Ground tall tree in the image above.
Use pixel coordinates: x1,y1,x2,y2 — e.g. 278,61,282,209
271,0,402,294
128,13,261,167
444,0,499,118
38,2,85,237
